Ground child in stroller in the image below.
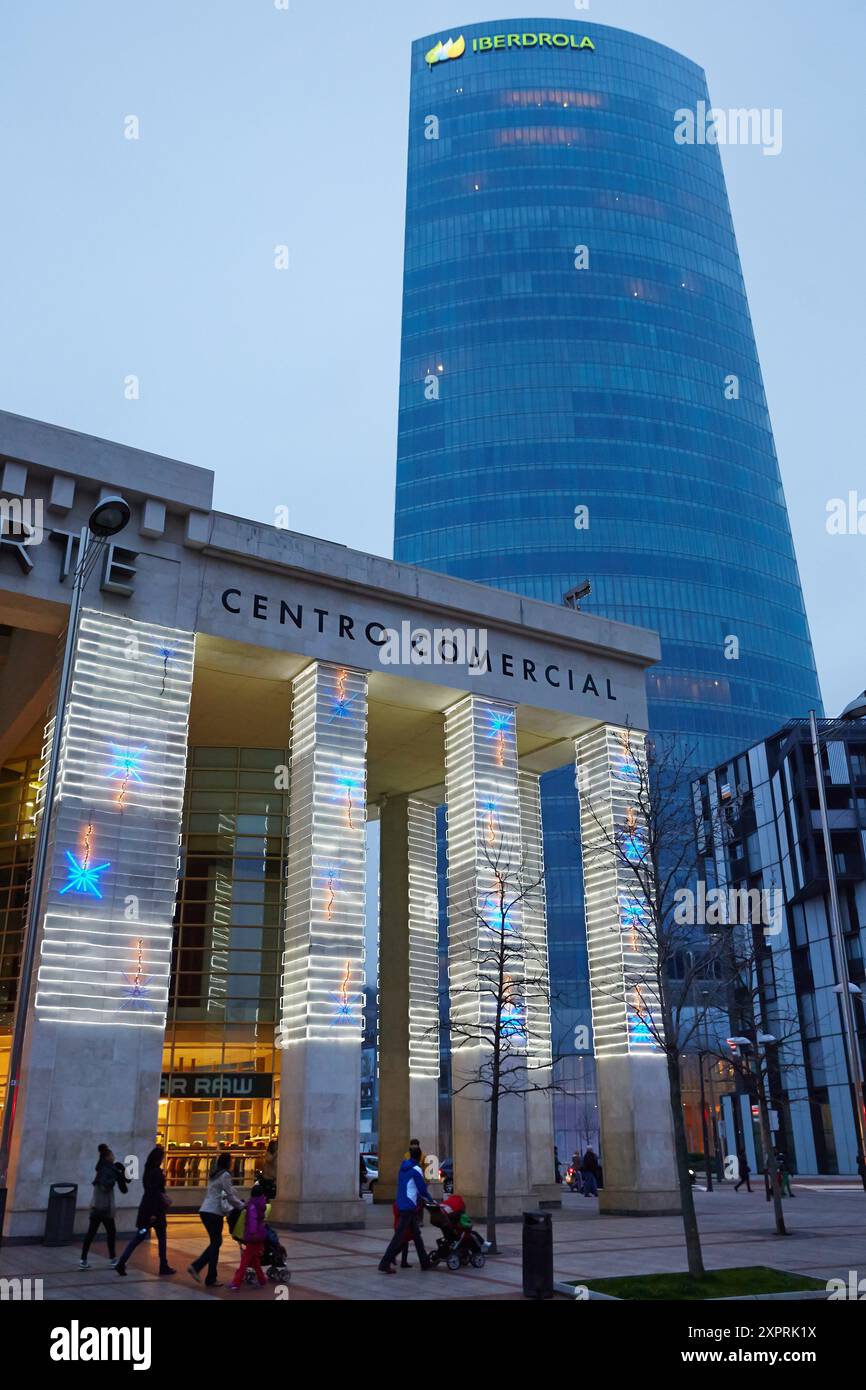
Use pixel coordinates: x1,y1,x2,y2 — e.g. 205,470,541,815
228,1180,290,1287
426,1194,486,1270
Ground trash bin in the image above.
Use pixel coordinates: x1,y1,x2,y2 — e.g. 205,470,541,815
44,1183,78,1246
522,1209,554,1299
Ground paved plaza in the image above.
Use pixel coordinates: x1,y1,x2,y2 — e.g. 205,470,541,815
2,1178,863,1302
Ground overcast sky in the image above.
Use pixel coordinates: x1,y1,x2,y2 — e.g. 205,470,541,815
1,1,863,714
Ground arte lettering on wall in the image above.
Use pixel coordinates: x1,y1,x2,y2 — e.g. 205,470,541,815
0,523,138,593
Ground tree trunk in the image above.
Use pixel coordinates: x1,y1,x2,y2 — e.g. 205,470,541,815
666,1047,706,1279
486,1066,500,1254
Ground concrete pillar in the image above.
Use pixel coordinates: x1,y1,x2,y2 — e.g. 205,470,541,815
518,770,557,1192
5,609,194,1238
444,695,549,1215
575,724,680,1215
272,662,367,1228
377,796,440,1202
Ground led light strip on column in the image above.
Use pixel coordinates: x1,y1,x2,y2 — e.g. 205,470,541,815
444,695,522,1039
407,798,440,1080
518,770,553,1068
576,724,660,1058
35,609,194,1029
279,663,368,1046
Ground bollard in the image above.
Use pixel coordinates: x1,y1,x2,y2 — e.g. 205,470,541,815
522,1208,554,1299
44,1182,78,1246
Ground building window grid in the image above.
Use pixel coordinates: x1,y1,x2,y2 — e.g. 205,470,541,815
0,756,40,1108
160,747,288,1188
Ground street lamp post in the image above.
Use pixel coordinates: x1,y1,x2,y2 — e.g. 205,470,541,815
699,988,713,1192
0,496,130,1243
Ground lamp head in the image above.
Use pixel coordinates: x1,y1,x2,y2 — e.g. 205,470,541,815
88,495,131,539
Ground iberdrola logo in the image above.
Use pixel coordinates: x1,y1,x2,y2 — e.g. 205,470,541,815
425,34,466,68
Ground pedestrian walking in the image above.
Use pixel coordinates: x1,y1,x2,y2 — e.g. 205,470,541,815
733,1152,752,1192
79,1144,128,1269
188,1151,245,1287
580,1147,600,1197
359,1152,368,1196
391,1199,413,1268
378,1141,432,1273
115,1145,174,1277
777,1151,795,1198
568,1151,583,1193
554,1146,562,1184
260,1138,278,1194
229,1181,269,1290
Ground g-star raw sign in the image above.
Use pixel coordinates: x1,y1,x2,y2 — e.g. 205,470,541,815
161,1072,273,1099
427,31,595,66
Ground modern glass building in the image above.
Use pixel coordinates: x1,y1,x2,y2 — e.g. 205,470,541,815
394,20,822,1155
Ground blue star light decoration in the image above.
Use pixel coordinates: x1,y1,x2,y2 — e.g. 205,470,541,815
61,849,111,898
488,709,514,768
108,743,146,806
333,767,364,830
119,939,154,1014
627,1008,654,1050
327,668,362,725
108,744,145,781
619,893,649,932
330,961,362,1026
500,999,526,1040
158,646,176,695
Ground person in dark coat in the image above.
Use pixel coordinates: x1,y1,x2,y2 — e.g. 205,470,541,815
580,1147,600,1197
79,1144,128,1268
734,1152,752,1192
378,1144,432,1273
115,1145,174,1276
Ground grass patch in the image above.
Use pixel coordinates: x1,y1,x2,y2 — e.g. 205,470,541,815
569,1266,827,1301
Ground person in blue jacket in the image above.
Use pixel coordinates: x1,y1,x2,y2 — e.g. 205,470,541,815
378,1141,432,1273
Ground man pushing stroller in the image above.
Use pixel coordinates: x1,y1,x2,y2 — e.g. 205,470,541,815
378,1141,432,1273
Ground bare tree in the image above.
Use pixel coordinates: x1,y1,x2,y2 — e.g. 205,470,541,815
576,727,737,1281
447,838,559,1253
711,926,807,1237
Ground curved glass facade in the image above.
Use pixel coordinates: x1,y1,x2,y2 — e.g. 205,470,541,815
394,20,822,1149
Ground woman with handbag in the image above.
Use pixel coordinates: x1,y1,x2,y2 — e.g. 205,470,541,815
188,1151,245,1287
115,1145,175,1276
79,1143,128,1269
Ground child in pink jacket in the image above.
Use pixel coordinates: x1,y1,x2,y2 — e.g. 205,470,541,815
229,1182,269,1290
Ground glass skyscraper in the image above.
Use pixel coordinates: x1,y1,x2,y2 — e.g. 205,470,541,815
393,19,822,1153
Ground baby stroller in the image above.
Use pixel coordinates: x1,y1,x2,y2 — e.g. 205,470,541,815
426,1195,486,1271
228,1195,291,1286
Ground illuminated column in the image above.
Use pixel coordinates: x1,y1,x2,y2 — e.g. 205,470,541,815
5,609,194,1238
377,796,440,1201
273,662,368,1228
518,770,556,1192
575,724,680,1215
444,695,533,1208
